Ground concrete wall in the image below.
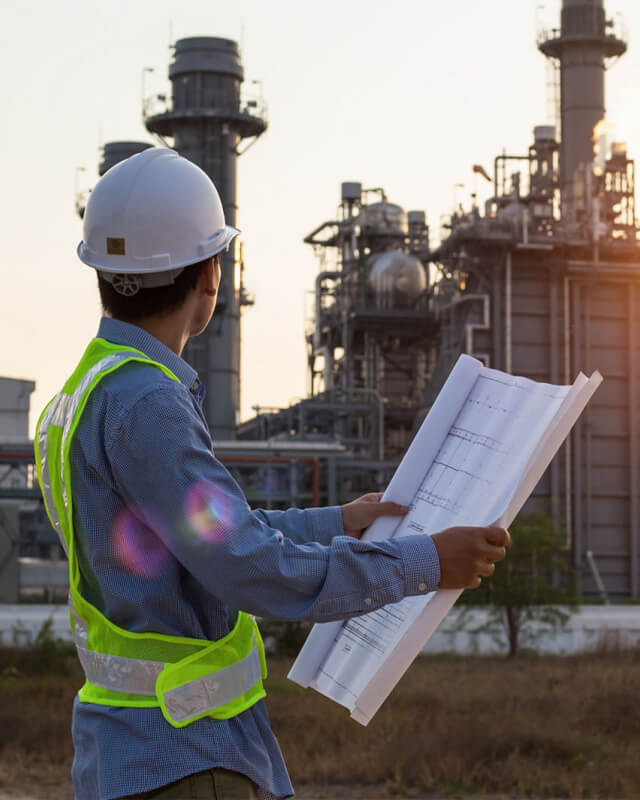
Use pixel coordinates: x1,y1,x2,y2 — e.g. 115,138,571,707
1,604,638,655
0,506,20,603
0,377,35,442
426,605,640,655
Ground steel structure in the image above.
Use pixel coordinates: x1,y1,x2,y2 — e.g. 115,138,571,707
144,37,267,439
430,0,639,597
239,183,438,468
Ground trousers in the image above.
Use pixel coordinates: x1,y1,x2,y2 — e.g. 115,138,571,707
121,768,258,799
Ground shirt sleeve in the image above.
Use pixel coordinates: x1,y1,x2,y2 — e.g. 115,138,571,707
251,506,344,546
107,384,440,623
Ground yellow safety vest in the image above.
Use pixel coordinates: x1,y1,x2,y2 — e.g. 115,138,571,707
34,337,266,728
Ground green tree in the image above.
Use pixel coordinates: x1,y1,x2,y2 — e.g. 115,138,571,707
460,511,578,656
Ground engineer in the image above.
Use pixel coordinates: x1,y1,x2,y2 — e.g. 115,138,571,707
35,147,510,800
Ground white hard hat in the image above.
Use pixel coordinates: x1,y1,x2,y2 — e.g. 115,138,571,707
78,147,239,291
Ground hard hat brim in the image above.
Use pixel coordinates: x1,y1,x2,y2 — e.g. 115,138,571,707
77,225,241,274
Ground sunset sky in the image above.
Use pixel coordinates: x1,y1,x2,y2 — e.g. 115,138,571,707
3,0,640,434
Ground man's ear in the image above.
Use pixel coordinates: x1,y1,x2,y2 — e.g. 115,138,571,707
199,257,217,297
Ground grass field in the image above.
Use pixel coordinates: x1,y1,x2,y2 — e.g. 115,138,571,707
1,641,640,799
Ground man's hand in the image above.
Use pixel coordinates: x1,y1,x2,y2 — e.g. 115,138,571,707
431,526,510,589
341,492,410,538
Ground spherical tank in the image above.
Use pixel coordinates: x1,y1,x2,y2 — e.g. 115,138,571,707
367,250,426,299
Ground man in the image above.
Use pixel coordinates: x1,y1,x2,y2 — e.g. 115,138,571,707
36,147,509,800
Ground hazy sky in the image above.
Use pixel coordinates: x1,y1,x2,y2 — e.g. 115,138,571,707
2,0,640,435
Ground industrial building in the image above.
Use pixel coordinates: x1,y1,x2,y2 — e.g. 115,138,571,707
427,0,639,596
2,0,640,602
239,0,640,598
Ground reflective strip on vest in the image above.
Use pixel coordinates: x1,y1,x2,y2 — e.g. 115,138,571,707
71,605,263,714
37,393,74,556
40,351,263,717
38,353,139,556
162,642,263,724
70,608,161,695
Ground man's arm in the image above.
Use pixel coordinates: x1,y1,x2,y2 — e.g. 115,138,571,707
108,384,508,621
107,384,440,622
250,506,344,546
251,494,409,546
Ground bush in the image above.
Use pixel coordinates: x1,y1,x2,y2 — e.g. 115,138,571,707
0,618,78,678
460,511,578,655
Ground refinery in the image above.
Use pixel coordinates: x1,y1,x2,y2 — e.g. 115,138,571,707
2,0,640,609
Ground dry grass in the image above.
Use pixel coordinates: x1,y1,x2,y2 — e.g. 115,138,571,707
1,648,640,798
268,654,640,799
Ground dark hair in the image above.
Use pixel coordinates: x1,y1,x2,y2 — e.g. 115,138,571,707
97,258,209,322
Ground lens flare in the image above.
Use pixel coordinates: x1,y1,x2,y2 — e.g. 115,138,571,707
111,506,170,578
184,481,233,544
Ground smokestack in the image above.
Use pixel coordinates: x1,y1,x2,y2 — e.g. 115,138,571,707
538,0,626,220
145,38,267,439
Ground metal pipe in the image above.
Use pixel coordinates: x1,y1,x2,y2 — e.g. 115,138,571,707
549,275,560,533
493,154,531,199
314,271,341,350
505,251,512,373
324,388,385,462
586,550,609,604
303,220,340,245
438,294,490,365
313,458,320,508
563,275,573,548
289,461,297,509
584,287,593,565
571,281,583,586
221,455,321,506
566,260,640,273
491,261,502,371
322,346,333,392
628,287,639,596
327,457,337,506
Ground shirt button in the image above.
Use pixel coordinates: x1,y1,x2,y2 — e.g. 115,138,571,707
364,597,372,606
418,582,427,592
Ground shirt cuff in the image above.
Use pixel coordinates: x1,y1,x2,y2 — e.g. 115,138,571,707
394,534,441,596
307,506,344,545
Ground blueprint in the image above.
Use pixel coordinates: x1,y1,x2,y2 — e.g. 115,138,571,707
288,354,602,724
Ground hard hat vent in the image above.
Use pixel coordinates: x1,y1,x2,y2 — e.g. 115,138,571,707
111,274,142,296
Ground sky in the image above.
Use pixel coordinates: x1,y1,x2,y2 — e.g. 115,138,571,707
2,0,640,435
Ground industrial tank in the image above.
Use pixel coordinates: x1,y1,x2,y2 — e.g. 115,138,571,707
358,203,407,236
367,250,426,303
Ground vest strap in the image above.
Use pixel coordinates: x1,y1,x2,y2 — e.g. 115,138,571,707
158,642,264,725
71,604,263,717
76,643,163,695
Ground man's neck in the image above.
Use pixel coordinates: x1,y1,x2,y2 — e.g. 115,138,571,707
117,313,191,356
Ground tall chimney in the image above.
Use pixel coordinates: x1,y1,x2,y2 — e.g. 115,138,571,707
538,0,625,220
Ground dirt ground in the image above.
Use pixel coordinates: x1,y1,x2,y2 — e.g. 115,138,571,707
0,793,568,800
4,653,640,800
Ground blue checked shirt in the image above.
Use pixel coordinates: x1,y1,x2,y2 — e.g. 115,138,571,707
68,317,440,800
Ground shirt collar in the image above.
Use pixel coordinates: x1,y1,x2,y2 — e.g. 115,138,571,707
97,317,199,390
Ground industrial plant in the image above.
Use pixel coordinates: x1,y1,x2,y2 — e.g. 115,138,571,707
1,0,639,605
